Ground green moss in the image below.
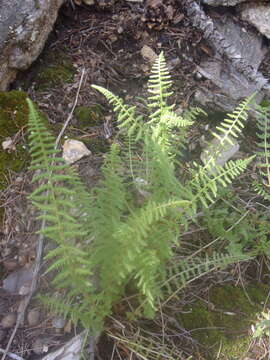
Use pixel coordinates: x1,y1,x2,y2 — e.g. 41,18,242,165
178,283,270,359
74,104,105,128
259,99,270,108
35,52,75,90
0,91,29,190
0,207,4,228
83,137,110,154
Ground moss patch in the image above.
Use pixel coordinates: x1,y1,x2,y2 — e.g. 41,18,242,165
84,137,110,154
74,104,105,128
36,62,74,90
0,91,29,190
178,283,270,359
25,52,76,90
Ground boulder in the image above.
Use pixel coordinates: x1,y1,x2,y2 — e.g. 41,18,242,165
0,0,65,91
195,12,267,111
239,3,270,40
182,0,270,112
202,0,246,5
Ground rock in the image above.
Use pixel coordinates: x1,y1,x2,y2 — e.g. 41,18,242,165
3,266,33,294
0,0,65,90
52,316,66,330
27,309,40,327
141,45,158,63
19,283,31,296
62,139,91,164
202,0,246,5
40,331,87,360
240,3,270,40
194,12,267,111
1,313,17,328
1,137,16,151
32,337,51,355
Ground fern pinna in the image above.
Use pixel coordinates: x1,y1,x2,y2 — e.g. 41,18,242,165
28,52,253,332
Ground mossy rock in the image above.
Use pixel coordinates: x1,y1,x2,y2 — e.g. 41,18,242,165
178,283,270,359
35,51,75,91
0,90,29,190
74,104,105,128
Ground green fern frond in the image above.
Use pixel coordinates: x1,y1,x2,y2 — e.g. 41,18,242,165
27,99,97,327
213,96,253,143
147,51,174,122
91,85,143,140
202,96,254,172
164,251,250,302
184,106,207,123
192,157,255,208
253,181,270,202
254,105,270,194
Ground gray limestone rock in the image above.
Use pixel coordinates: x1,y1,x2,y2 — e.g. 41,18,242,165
195,13,267,111
182,0,269,112
240,3,270,40
0,0,65,90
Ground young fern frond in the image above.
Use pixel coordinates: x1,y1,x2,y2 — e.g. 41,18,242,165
253,105,270,201
253,181,270,202
91,85,143,140
192,157,255,208
164,251,250,299
147,51,174,122
188,96,255,209
202,95,254,172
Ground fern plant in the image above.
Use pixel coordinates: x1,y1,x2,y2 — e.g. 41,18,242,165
28,52,254,332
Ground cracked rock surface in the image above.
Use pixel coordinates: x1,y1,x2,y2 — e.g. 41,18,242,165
0,0,64,90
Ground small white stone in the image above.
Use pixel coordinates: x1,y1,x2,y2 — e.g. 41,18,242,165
2,137,15,151
141,45,158,63
62,139,91,165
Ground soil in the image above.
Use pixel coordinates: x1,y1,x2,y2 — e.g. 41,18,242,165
0,1,270,359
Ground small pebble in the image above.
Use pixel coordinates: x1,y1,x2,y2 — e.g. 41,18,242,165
19,283,31,296
1,313,17,328
52,316,66,330
27,309,40,327
32,337,50,355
